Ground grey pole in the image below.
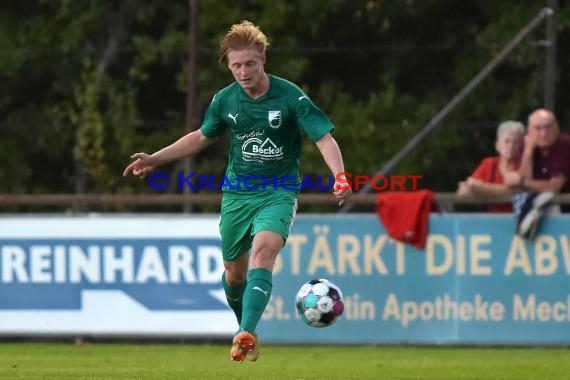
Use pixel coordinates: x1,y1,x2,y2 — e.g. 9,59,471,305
544,0,558,110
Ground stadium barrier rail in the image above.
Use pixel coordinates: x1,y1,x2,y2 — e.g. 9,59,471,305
1,192,570,209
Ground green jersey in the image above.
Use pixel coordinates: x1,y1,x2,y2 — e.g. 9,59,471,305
200,74,334,196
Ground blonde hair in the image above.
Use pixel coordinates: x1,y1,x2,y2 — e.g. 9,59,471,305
219,20,269,63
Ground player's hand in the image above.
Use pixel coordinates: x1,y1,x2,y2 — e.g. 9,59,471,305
123,153,158,179
333,179,352,206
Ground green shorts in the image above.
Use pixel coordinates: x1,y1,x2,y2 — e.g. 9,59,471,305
219,191,298,261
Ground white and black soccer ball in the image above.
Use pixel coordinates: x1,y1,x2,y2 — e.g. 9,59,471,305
295,279,344,328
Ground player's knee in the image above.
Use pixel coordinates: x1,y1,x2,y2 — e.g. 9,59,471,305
251,246,279,269
225,270,246,286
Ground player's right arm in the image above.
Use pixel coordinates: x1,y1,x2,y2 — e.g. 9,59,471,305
122,130,212,177
153,129,212,165
124,90,227,178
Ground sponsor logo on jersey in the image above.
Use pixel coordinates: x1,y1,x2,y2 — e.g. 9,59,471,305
242,137,284,161
268,110,282,129
236,131,264,141
227,112,238,124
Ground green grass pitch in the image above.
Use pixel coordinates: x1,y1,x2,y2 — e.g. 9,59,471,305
0,343,568,380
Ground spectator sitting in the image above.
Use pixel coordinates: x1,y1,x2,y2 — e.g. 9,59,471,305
456,120,524,212
504,108,570,238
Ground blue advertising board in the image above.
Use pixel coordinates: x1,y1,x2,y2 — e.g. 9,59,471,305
0,214,568,344
260,214,570,345
0,216,234,336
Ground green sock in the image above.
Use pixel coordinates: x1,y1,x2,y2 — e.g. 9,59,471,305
222,272,246,325
240,268,272,334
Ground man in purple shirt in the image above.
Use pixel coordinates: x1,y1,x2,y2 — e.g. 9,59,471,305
517,108,570,195
505,108,570,237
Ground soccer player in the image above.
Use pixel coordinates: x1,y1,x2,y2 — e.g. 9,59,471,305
122,20,352,362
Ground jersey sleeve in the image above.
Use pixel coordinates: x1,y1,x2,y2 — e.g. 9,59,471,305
294,94,335,143
199,93,227,138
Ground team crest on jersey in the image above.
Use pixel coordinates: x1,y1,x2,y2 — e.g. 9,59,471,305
268,110,282,129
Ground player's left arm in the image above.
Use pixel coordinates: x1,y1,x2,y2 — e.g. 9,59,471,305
315,133,352,203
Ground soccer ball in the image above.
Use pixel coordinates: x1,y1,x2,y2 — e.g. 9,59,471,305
295,279,344,328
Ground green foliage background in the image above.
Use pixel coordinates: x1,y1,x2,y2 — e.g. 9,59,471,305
1,0,568,209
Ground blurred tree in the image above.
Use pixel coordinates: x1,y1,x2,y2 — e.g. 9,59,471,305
0,0,567,211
